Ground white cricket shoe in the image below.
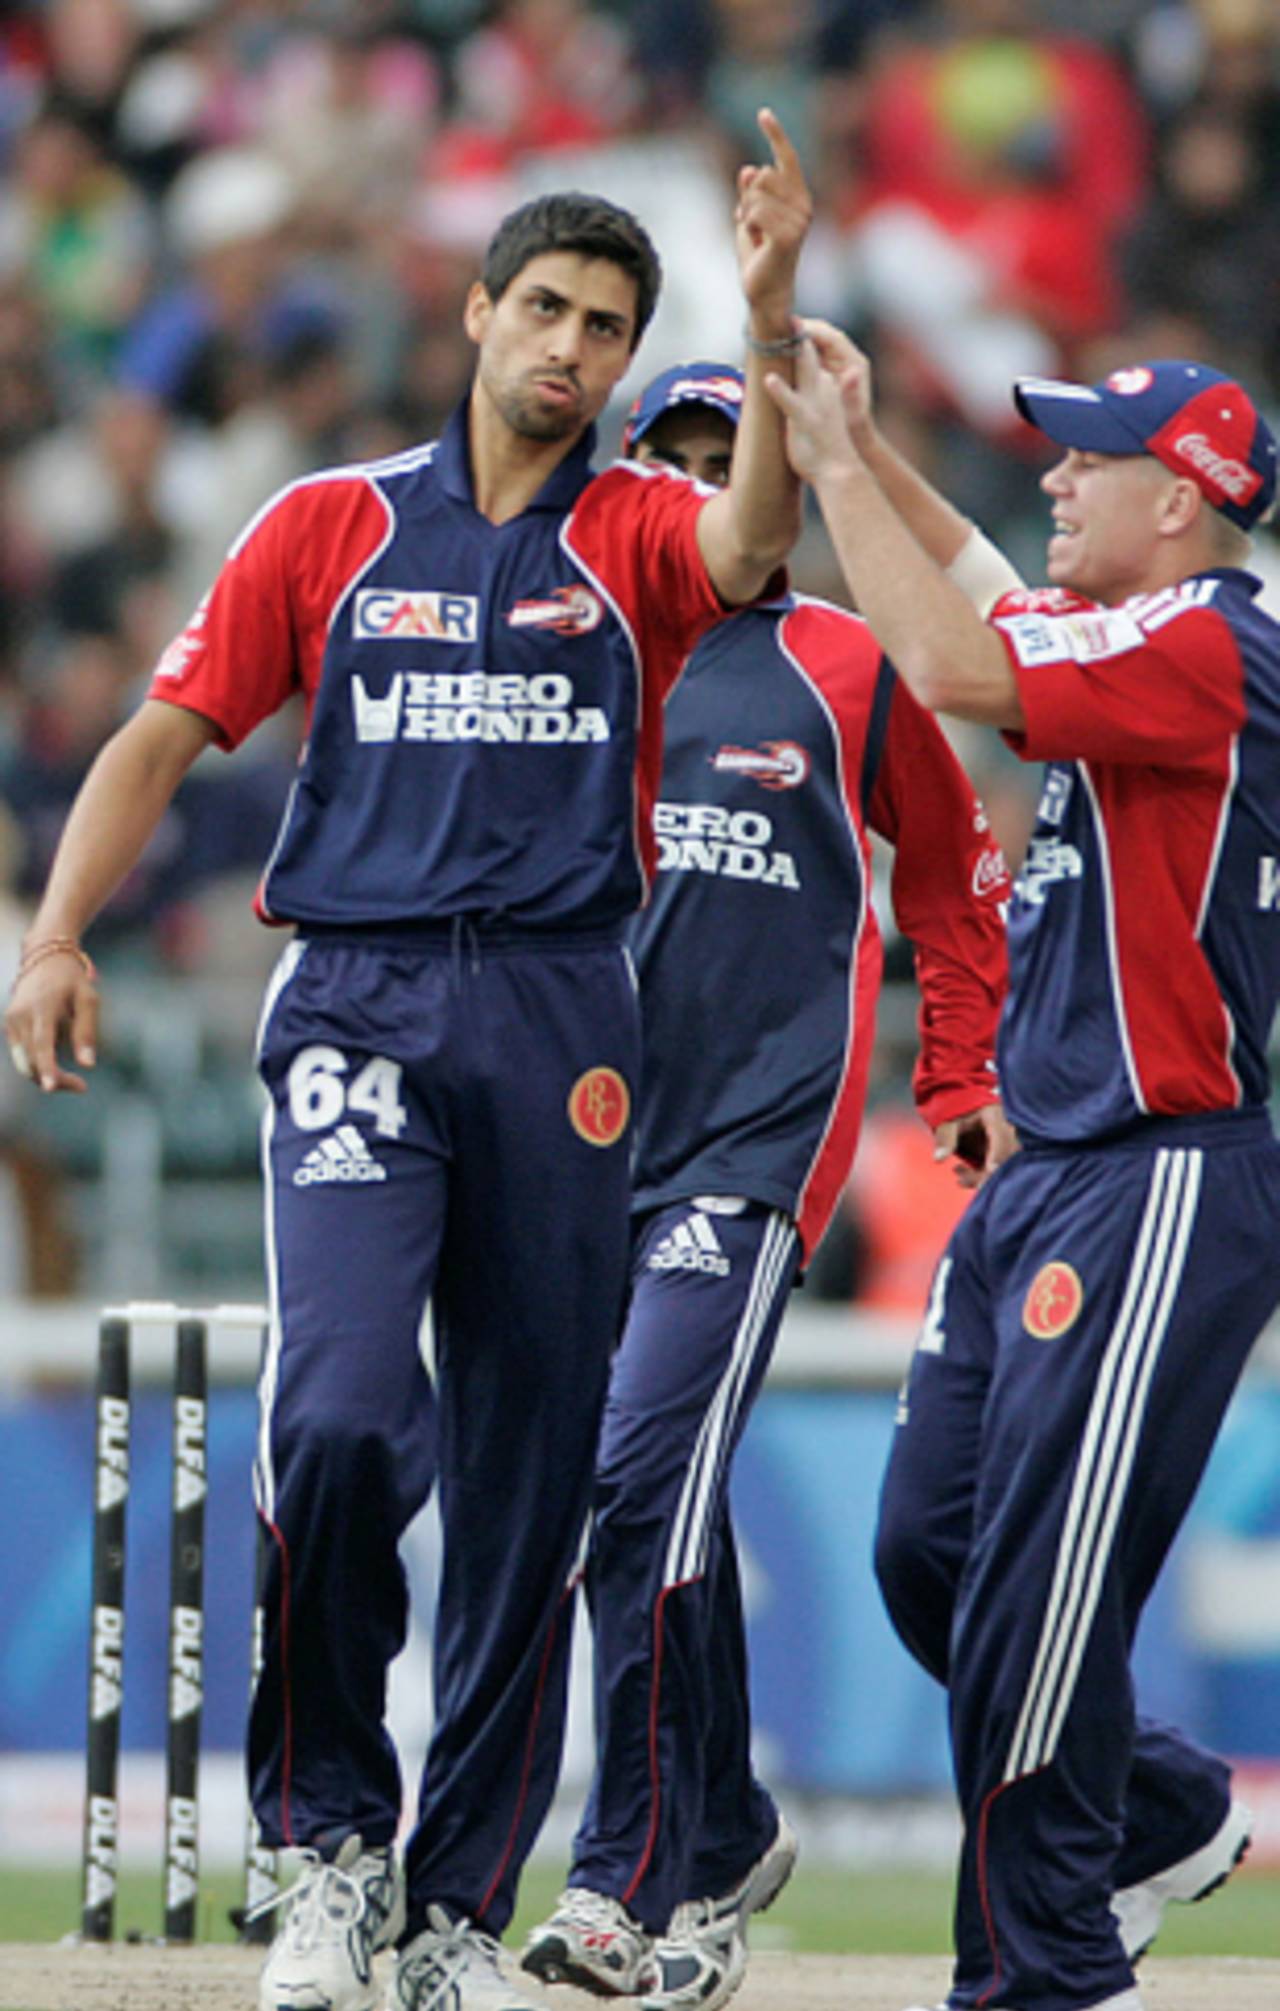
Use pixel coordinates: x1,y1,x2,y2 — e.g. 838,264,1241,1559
1112,1797,1252,1961
259,1834,405,2011
639,1813,798,2011
638,1895,746,2011
390,1908,540,2011
725,1813,798,1919
521,1888,656,1996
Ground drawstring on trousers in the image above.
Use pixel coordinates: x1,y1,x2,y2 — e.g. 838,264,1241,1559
450,915,482,982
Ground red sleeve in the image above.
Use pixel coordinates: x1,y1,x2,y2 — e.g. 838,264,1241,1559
148,475,389,749
562,460,729,696
868,679,1010,1128
989,591,1247,765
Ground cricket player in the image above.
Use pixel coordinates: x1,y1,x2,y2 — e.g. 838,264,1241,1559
4,114,812,2011
769,330,1280,2011
522,359,1014,2011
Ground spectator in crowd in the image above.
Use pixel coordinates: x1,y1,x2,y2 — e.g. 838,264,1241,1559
842,0,1150,442
115,143,343,428
0,94,155,387
1117,95,1280,399
1130,0,1280,190
253,17,441,244
436,0,641,173
35,0,143,162
0,279,59,455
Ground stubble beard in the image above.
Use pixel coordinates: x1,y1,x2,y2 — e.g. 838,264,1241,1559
490,370,585,443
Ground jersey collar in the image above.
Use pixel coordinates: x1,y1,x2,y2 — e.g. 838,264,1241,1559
438,395,600,513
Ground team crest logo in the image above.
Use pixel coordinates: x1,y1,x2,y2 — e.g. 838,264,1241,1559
507,586,604,635
710,742,810,790
568,1067,630,1146
1106,367,1154,397
1022,1261,1083,1340
666,373,743,408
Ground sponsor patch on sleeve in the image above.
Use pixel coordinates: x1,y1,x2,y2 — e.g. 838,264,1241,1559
995,614,1075,667
996,607,1143,668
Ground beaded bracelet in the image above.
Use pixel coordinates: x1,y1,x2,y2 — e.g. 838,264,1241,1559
18,936,97,983
743,325,806,357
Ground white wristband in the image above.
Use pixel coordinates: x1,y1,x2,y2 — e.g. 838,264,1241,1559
946,526,1025,617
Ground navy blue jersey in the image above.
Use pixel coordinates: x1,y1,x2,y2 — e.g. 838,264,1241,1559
148,403,723,932
630,594,1009,1257
993,568,1280,1140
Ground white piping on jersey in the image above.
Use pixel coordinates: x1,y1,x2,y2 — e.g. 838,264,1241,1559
1126,577,1220,633
1193,733,1244,1100
663,1210,795,1588
1195,732,1240,940
257,770,305,922
252,939,309,1524
1004,1147,1203,1781
255,461,402,908
1079,761,1147,1114
557,501,648,891
226,441,438,561
778,607,871,1238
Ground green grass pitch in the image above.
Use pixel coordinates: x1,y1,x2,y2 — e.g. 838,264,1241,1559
2,1861,1277,1958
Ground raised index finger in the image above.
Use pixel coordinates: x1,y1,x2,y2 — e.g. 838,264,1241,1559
756,106,804,186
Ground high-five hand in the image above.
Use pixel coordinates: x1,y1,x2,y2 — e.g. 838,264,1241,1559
735,108,813,321
796,318,878,445
763,327,860,485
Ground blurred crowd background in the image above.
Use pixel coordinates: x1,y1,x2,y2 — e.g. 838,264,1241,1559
1,0,1278,1308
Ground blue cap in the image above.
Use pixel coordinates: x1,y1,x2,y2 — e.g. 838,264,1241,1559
622,361,745,454
1013,360,1277,530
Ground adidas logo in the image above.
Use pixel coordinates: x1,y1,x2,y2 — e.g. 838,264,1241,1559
647,1211,731,1276
293,1124,388,1187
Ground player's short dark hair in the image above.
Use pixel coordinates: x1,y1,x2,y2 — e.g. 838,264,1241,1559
481,193,662,352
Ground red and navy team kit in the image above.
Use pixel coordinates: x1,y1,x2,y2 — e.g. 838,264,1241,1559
148,403,734,1936
555,592,1008,1929
877,570,1280,2011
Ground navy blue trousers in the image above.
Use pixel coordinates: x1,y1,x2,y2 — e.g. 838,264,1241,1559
247,931,637,1935
875,1111,1280,2011
567,1200,798,1930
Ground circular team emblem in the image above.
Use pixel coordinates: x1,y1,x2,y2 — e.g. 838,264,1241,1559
1106,366,1154,397
568,1067,630,1147
1022,1261,1084,1340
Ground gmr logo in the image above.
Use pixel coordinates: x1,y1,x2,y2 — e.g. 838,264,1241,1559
353,590,478,641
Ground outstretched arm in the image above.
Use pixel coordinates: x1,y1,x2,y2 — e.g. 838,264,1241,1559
4,700,217,1092
697,107,811,604
766,333,1025,726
